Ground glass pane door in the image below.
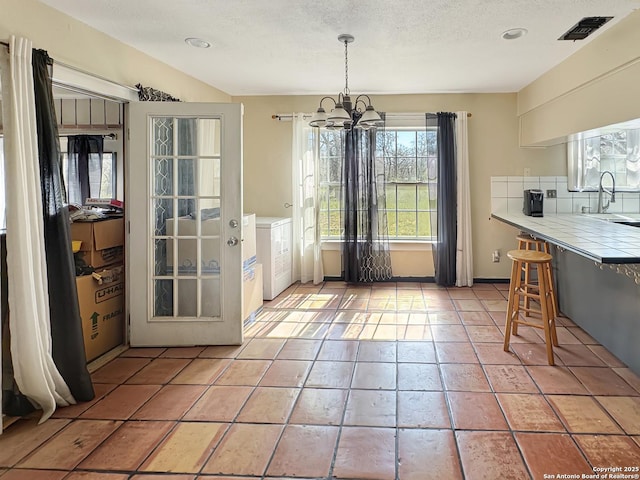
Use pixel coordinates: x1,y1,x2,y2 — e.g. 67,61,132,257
150,116,222,320
128,101,242,347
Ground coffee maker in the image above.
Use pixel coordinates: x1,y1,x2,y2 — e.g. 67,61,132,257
523,189,544,217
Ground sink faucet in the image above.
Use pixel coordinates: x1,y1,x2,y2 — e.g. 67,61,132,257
597,170,616,213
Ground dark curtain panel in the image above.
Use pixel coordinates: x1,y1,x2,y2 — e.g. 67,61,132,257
2,234,36,415
32,49,94,402
67,135,104,205
342,116,392,283
431,112,458,286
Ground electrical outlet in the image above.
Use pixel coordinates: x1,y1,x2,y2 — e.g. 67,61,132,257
546,189,557,198
492,250,500,263
524,168,531,177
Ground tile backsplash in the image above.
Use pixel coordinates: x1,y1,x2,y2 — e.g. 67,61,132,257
490,176,640,214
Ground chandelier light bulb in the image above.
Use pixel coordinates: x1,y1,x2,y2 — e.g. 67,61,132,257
309,107,328,127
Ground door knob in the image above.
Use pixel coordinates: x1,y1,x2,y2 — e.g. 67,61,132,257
227,236,239,247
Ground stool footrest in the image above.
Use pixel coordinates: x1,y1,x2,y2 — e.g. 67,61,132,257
512,319,545,329
519,307,544,315
514,289,547,301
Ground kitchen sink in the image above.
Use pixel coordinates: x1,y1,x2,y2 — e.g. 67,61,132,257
581,213,640,226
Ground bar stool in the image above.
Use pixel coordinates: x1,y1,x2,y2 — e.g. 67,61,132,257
504,249,559,365
516,234,559,319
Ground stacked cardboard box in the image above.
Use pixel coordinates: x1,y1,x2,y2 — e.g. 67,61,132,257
71,218,124,268
71,218,125,362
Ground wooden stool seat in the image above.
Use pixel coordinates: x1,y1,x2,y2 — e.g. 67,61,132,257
504,248,559,365
515,234,559,319
507,249,552,263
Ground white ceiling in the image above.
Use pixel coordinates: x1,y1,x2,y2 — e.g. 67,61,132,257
41,0,640,96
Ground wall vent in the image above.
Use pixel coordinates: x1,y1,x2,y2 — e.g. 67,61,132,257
558,16,613,41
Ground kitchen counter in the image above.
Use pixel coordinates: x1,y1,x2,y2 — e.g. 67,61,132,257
491,211,640,264
492,210,640,375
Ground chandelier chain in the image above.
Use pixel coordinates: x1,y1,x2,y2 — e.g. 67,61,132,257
344,38,350,95
308,33,382,129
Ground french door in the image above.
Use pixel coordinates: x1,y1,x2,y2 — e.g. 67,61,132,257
127,102,243,346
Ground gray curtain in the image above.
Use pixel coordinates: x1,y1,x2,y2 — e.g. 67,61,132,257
1,233,36,415
431,112,457,286
33,49,94,401
67,135,103,205
342,114,392,283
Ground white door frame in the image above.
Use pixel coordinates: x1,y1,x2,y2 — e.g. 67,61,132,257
127,102,244,346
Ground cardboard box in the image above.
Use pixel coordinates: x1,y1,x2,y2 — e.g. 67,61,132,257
76,264,124,362
85,198,124,209
71,218,124,268
243,213,256,266
243,263,263,321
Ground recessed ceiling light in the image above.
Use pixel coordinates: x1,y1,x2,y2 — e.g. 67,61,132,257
185,37,211,48
501,28,528,40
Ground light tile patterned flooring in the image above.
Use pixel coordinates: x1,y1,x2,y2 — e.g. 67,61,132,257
1,281,640,480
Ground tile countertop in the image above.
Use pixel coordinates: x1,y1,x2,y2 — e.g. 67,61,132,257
491,212,640,264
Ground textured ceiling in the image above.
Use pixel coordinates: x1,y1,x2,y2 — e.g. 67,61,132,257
41,0,640,96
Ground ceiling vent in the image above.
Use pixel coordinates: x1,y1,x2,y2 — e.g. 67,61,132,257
558,16,613,41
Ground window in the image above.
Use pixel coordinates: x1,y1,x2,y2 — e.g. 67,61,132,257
98,152,117,198
61,143,117,204
317,126,438,240
568,125,640,192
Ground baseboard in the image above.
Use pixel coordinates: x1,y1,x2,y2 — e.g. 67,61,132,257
87,344,128,373
323,276,434,283
324,276,510,284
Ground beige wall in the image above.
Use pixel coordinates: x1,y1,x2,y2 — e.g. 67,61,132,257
2,0,583,279
0,0,230,102
320,245,435,278
235,93,566,279
518,10,640,146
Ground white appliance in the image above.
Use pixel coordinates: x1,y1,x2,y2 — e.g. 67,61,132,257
255,217,293,300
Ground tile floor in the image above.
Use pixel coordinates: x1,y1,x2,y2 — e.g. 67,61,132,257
1,281,640,480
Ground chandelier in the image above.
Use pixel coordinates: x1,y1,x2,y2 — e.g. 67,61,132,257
309,34,383,130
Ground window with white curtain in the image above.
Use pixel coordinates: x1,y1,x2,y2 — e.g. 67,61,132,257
316,124,438,241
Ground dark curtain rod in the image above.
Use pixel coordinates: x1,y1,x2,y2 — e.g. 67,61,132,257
3,41,474,118
1,39,138,95
273,112,473,121
59,133,117,140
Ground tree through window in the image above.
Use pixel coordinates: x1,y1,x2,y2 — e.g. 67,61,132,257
317,126,438,240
